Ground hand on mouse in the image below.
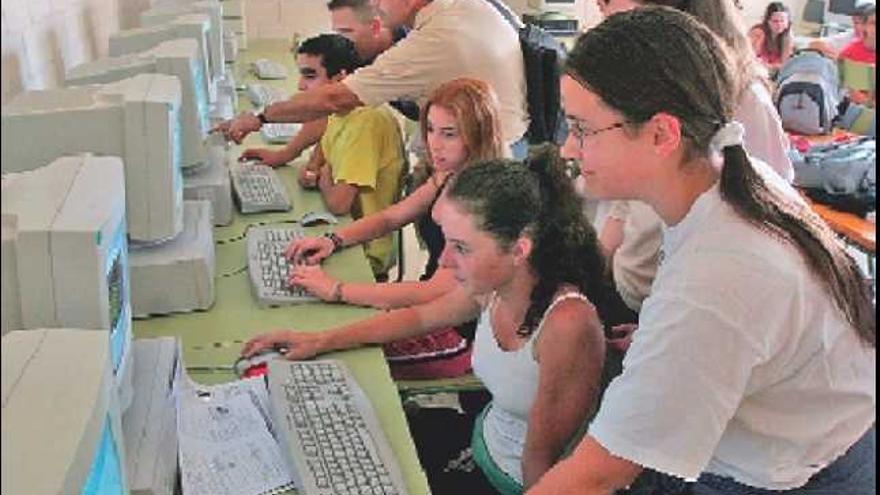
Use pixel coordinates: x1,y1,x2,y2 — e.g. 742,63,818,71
242,329,328,361
288,264,340,302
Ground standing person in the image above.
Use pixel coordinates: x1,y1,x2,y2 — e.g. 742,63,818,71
530,7,876,494
244,148,609,492
216,0,529,157
238,0,416,167
286,78,505,379
748,2,794,73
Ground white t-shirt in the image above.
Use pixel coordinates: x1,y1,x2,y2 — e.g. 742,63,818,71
734,82,794,183
604,200,662,312
343,0,528,145
588,160,876,490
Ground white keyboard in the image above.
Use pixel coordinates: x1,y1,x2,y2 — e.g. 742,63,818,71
252,58,289,80
261,123,303,144
245,226,317,306
230,162,291,214
245,83,286,107
267,359,409,495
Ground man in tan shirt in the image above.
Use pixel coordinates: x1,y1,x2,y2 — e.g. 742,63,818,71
217,0,528,155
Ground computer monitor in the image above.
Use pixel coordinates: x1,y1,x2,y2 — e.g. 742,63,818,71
109,14,216,104
66,39,210,171
140,1,225,89
1,73,184,243
2,328,128,494
1,154,134,409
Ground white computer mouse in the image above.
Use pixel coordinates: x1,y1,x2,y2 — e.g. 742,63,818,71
300,211,339,227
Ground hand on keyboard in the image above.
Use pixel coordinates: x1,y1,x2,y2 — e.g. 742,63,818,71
242,329,326,361
287,264,340,302
239,147,290,167
284,235,335,265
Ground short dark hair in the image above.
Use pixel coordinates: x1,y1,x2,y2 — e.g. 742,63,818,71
296,34,363,77
853,3,876,21
326,0,376,21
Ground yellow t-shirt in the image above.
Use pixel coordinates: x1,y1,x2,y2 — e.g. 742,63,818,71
321,105,405,276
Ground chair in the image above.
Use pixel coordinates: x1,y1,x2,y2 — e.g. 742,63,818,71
839,58,876,101
396,373,486,403
800,0,828,36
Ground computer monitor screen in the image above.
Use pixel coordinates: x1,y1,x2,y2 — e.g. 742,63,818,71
66,39,210,170
1,73,184,242
109,14,216,104
2,329,127,494
829,0,858,15
140,1,225,86
0,155,134,409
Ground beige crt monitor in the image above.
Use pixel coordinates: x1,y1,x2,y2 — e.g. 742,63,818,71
66,39,211,170
109,14,216,104
1,73,184,243
140,1,226,88
1,329,128,495
1,154,134,410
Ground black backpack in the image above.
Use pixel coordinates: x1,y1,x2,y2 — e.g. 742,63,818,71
486,0,568,145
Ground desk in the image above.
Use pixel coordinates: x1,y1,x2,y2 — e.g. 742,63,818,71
133,40,431,495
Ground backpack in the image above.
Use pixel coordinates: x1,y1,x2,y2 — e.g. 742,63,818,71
486,0,567,144
775,51,842,135
790,136,876,216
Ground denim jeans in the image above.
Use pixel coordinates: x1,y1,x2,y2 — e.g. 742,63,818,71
624,425,876,495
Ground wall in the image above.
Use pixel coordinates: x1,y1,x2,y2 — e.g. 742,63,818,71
0,0,154,105
0,0,813,106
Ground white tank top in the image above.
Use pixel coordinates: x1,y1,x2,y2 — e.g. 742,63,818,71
472,290,590,484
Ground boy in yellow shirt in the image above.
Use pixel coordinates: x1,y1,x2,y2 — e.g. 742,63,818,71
295,34,405,279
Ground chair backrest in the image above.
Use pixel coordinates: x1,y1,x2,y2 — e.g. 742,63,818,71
800,0,828,34
839,58,876,93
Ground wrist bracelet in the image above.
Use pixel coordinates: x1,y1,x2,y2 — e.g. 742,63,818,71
323,232,344,253
331,282,344,303
256,111,268,125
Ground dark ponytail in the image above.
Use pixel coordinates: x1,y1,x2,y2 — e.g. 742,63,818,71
522,145,611,335
445,145,611,336
720,145,875,346
566,7,875,346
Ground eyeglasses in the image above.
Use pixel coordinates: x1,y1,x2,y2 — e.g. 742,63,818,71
565,118,628,148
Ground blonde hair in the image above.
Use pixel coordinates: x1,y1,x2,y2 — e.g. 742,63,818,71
419,78,505,169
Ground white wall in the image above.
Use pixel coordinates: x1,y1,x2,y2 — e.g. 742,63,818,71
1,0,155,105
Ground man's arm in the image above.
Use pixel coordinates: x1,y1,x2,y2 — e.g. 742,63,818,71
527,436,643,494
216,84,362,144
266,82,363,123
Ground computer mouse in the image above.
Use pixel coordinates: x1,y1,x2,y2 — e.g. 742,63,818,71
300,211,339,227
234,346,289,378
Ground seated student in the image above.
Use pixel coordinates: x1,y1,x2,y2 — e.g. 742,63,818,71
530,8,876,494
589,0,798,340
243,149,609,492
748,2,794,73
809,4,871,59
286,78,505,379
839,3,876,64
256,34,404,279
